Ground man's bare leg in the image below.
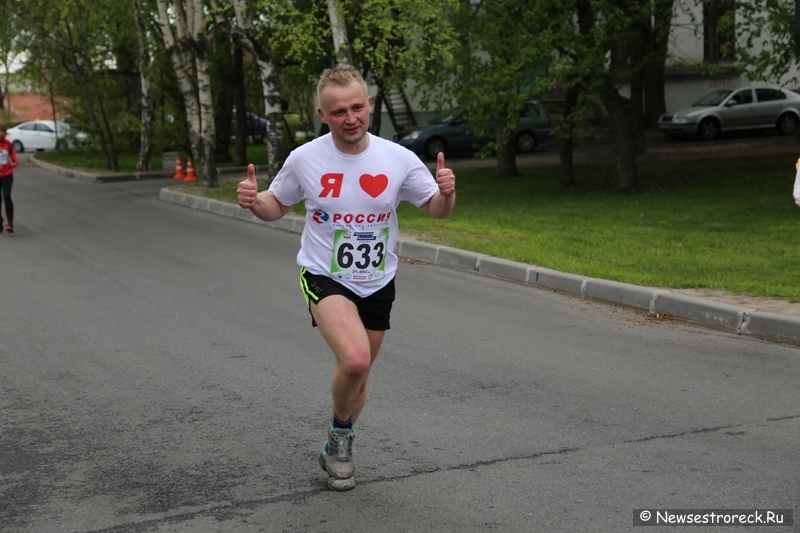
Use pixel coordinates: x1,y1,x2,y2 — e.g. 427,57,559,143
311,296,384,490
310,296,382,422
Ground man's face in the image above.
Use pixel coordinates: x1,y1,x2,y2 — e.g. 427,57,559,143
318,81,371,152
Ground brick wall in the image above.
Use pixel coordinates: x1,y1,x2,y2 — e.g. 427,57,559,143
3,92,68,124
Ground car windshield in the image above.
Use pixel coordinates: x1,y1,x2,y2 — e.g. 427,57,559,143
429,109,460,124
692,90,733,106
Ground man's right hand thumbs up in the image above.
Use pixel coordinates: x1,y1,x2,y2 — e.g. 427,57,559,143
237,164,258,209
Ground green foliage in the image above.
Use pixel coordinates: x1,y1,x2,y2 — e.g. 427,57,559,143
270,0,460,106
350,0,458,88
270,0,332,74
450,1,553,140
109,110,144,152
721,0,799,85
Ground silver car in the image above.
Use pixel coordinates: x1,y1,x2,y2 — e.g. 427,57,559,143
657,87,800,140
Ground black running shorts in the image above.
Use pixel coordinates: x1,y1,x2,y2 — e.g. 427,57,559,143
299,268,395,331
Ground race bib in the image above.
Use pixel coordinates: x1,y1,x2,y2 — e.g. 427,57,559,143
0,150,8,165
331,228,389,281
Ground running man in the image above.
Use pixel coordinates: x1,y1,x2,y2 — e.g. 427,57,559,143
236,64,456,491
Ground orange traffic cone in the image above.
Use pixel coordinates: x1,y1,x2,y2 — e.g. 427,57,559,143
172,156,185,179
184,158,197,182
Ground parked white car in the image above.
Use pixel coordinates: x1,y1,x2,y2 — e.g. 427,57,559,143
657,87,800,140
6,119,89,152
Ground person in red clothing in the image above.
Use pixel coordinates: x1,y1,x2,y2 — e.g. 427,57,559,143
0,123,19,233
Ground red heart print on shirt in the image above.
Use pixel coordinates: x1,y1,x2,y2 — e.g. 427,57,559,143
359,174,388,198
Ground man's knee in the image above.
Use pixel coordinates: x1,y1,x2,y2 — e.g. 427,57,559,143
340,348,371,380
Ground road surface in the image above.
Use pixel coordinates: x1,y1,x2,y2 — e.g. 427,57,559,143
1,156,797,532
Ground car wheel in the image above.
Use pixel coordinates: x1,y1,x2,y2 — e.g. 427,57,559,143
424,137,447,160
516,131,537,153
12,140,23,153
697,118,720,141
777,113,799,135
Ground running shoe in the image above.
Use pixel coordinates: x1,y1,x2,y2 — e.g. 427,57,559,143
5,224,12,234
318,424,355,490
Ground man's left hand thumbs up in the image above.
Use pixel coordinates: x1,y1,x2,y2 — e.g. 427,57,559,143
436,152,455,196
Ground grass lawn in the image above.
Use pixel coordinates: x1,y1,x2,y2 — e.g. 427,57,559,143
44,147,800,301
179,153,800,301
393,156,800,301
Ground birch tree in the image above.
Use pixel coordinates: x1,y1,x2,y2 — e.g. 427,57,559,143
156,0,217,186
134,0,154,172
327,0,353,64
209,0,285,179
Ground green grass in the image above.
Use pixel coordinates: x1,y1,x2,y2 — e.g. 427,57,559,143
171,178,307,215
38,144,270,173
44,146,800,301
187,154,800,301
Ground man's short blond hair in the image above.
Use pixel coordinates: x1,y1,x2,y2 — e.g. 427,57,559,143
317,64,369,108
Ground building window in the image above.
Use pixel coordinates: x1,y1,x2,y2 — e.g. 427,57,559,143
704,0,735,62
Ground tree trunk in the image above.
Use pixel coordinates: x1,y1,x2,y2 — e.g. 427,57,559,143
210,0,284,181
559,136,575,187
494,114,518,178
63,39,118,171
195,32,218,187
644,0,674,127
233,45,247,167
134,0,152,172
156,0,217,187
627,20,647,155
371,88,383,135
327,0,352,64
259,57,285,180
136,65,153,173
157,0,199,168
558,84,581,188
555,0,593,187
212,30,234,165
601,89,638,192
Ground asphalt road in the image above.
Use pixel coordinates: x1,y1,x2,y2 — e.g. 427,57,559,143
1,156,798,533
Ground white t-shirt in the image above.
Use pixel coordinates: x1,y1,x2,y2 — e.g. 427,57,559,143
268,133,438,297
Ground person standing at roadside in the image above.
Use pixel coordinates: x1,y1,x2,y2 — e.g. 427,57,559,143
236,64,456,491
0,123,19,233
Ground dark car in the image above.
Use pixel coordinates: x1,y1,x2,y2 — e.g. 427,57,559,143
232,110,267,143
657,87,800,140
393,101,552,159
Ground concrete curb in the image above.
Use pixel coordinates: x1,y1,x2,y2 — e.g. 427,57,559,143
157,187,800,347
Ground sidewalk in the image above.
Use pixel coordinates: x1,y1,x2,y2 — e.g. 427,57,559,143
28,153,253,183
29,147,800,347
